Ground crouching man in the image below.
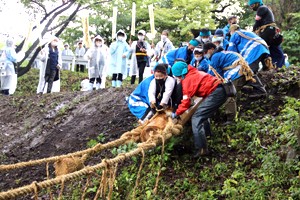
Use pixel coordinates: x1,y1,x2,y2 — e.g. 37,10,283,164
145,64,176,122
171,61,228,158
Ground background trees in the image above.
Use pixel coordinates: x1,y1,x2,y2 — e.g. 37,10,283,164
1,0,298,77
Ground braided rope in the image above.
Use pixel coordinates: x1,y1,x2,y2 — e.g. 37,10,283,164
0,121,183,200
153,133,165,195
81,174,91,200
0,126,145,171
107,163,118,200
132,148,145,198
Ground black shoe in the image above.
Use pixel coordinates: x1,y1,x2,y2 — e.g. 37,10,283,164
193,148,209,158
249,93,267,99
222,121,233,126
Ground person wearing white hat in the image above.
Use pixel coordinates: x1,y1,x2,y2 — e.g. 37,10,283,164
109,30,130,88
61,44,73,70
0,38,18,95
75,41,86,72
84,35,107,90
128,30,151,84
190,46,210,72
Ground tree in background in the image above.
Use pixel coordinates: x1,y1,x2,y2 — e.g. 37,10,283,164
15,0,111,77
60,0,217,48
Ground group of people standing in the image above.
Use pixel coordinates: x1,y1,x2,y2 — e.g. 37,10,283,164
128,0,288,158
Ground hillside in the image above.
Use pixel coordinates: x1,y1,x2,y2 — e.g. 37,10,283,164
0,67,299,199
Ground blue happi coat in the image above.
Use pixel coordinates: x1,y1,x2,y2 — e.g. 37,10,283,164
190,57,210,72
228,30,270,65
208,50,242,81
128,75,154,119
223,24,230,40
160,46,193,67
222,38,230,50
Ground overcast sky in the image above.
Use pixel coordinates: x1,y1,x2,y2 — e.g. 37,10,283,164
0,0,30,39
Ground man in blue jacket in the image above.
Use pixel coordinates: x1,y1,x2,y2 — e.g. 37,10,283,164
212,29,230,50
190,46,210,72
203,42,255,123
223,16,238,41
160,39,199,66
228,24,268,98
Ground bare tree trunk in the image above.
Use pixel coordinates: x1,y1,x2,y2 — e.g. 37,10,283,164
17,1,76,77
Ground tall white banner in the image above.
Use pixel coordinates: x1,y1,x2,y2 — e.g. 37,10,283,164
131,2,136,36
112,7,118,40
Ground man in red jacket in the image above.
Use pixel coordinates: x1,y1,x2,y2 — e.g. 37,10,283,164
171,61,228,158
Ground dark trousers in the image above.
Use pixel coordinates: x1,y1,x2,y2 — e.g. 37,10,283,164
269,45,284,68
112,73,123,81
76,64,85,72
1,89,9,95
90,77,101,84
131,61,147,84
191,85,227,151
225,76,248,121
259,26,284,68
47,69,57,93
249,57,267,94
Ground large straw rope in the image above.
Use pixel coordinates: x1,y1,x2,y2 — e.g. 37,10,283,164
0,125,146,171
0,121,183,200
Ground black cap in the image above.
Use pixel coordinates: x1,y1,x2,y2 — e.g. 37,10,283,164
154,63,168,74
203,42,216,52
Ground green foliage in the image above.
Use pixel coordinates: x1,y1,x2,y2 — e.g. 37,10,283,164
60,0,217,47
282,13,300,65
111,142,137,156
87,133,106,148
109,97,299,199
15,69,88,96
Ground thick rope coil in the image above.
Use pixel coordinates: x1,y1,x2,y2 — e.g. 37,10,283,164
0,116,184,200
31,181,38,200
46,162,53,200
0,126,142,171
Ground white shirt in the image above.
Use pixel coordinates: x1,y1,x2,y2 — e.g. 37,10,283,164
148,76,176,105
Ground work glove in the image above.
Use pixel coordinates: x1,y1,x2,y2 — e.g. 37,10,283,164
171,112,178,119
171,112,180,124
150,102,156,109
156,104,164,112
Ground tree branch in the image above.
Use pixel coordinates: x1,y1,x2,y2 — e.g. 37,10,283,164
16,0,74,53
55,4,81,36
79,0,112,11
211,4,231,13
31,0,47,14
17,1,76,76
39,0,74,24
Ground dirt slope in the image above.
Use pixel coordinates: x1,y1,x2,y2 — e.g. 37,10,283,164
0,87,136,189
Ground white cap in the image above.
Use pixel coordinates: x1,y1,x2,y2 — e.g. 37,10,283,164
212,36,223,43
138,30,146,36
